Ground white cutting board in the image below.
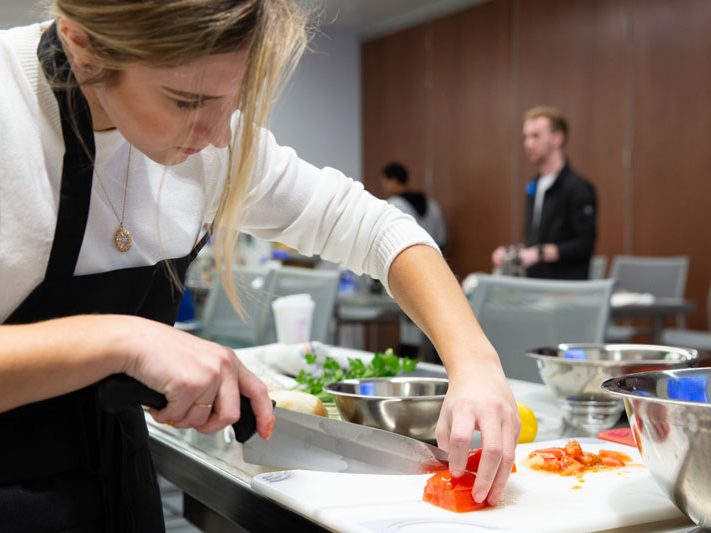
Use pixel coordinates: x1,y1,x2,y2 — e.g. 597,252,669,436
251,438,687,532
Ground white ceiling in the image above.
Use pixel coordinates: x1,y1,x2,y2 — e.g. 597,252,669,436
0,1,487,38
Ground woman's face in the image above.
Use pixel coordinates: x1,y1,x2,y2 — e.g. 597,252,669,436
88,51,248,165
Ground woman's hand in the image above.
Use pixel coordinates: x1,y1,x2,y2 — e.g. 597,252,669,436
435,361,520,506
118,316,274,438
386,245,521,507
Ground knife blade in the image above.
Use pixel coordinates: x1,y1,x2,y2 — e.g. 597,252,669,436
241,406,448,475
97,374,449,474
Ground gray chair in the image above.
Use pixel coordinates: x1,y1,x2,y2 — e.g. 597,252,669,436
200,267,275,347
607,255,690,342
261,266,340,344
661,285,711,352
609,255,689,299
588,256,608,280
468,275,614,382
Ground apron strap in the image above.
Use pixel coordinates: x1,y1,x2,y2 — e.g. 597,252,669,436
39,23,96,281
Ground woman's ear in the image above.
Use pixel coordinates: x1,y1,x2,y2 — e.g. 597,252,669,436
57,17,93,68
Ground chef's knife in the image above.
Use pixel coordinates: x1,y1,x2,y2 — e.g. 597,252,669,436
97,374,449,475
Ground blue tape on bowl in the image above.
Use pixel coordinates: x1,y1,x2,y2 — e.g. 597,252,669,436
563,348,587,360
667,375,709,403
358,382,376,396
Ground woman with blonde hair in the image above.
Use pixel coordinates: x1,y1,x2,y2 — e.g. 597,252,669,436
0,0,518,530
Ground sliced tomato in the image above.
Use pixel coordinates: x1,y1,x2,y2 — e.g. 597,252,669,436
423,448,516,513
529,447,565,460
598,449,632,464
527,440,633,476
600,456,625,467
465,449,483,472
440,489,487,513
423,471,486,513
466,448,516,474
563,440,583,460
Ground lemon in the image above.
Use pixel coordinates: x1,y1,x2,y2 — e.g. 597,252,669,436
517,401,538,443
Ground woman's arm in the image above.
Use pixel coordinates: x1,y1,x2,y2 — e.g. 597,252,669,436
0,315,274,438
388,245,520,506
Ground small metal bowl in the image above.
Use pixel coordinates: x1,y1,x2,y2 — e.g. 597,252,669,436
323,377,448,442
603,368,711,527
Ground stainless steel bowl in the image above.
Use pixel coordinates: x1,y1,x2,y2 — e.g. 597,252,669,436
527,344,698,400
602,368,711,527
323,377,448,441
526,344,698,432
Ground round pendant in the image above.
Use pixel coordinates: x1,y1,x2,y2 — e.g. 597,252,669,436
114,224,132,252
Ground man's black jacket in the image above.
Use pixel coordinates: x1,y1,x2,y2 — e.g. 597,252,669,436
524,162,597,280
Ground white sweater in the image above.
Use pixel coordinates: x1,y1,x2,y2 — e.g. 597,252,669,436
0,23,437,321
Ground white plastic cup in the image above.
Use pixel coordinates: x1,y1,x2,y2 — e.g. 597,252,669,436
271,294,315,344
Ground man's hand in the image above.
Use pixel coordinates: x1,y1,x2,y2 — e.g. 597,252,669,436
518,247,540,267
491,246,507,267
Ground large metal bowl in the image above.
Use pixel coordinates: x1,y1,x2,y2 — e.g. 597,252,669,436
323,377,448,442
527,344,697,400
602,368,711,527
526,344,698,432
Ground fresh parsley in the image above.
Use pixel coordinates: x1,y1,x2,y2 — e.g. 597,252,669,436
294,348,418,402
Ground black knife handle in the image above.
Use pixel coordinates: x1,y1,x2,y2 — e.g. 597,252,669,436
96,374,266,443
97,374,167,411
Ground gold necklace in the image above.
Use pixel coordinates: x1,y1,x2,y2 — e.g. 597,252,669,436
94,144,132,252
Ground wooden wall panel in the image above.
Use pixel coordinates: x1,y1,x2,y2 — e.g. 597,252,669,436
361,0,711,328
630,0,711,328
362,26,428,197
517,0,630,258
429,0,515,275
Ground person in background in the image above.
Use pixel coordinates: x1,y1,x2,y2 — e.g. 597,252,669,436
492,106,597,279
381,162,447,250
380,162,447,360
0,1,517,530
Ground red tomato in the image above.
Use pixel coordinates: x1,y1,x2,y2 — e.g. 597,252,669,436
422,471,486,513
598,449,632,464
526,440,633,477
600,456,625,467
465,449,482,472
422,448,516,513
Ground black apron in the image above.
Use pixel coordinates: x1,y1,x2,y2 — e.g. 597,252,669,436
0,24,210,532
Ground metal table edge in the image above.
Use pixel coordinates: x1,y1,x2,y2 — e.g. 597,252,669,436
148,427,330,533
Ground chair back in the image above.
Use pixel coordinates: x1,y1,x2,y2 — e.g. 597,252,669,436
468,275,614,382
201,267,274,347
588,256,608,280
261,267,340,344
609,255,689,298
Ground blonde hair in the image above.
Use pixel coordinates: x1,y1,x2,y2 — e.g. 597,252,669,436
524,105,569,145
50,0,308,314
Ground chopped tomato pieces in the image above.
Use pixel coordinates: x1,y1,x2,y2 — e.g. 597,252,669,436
465,448,482,472
423,471,486,513
423,448,516,513
598,449,633,463
526,440,633,476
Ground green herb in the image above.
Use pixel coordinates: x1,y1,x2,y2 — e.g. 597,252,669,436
294,348,418,402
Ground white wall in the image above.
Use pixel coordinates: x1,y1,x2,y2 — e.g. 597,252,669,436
270,29,362,180
0,1,46,29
